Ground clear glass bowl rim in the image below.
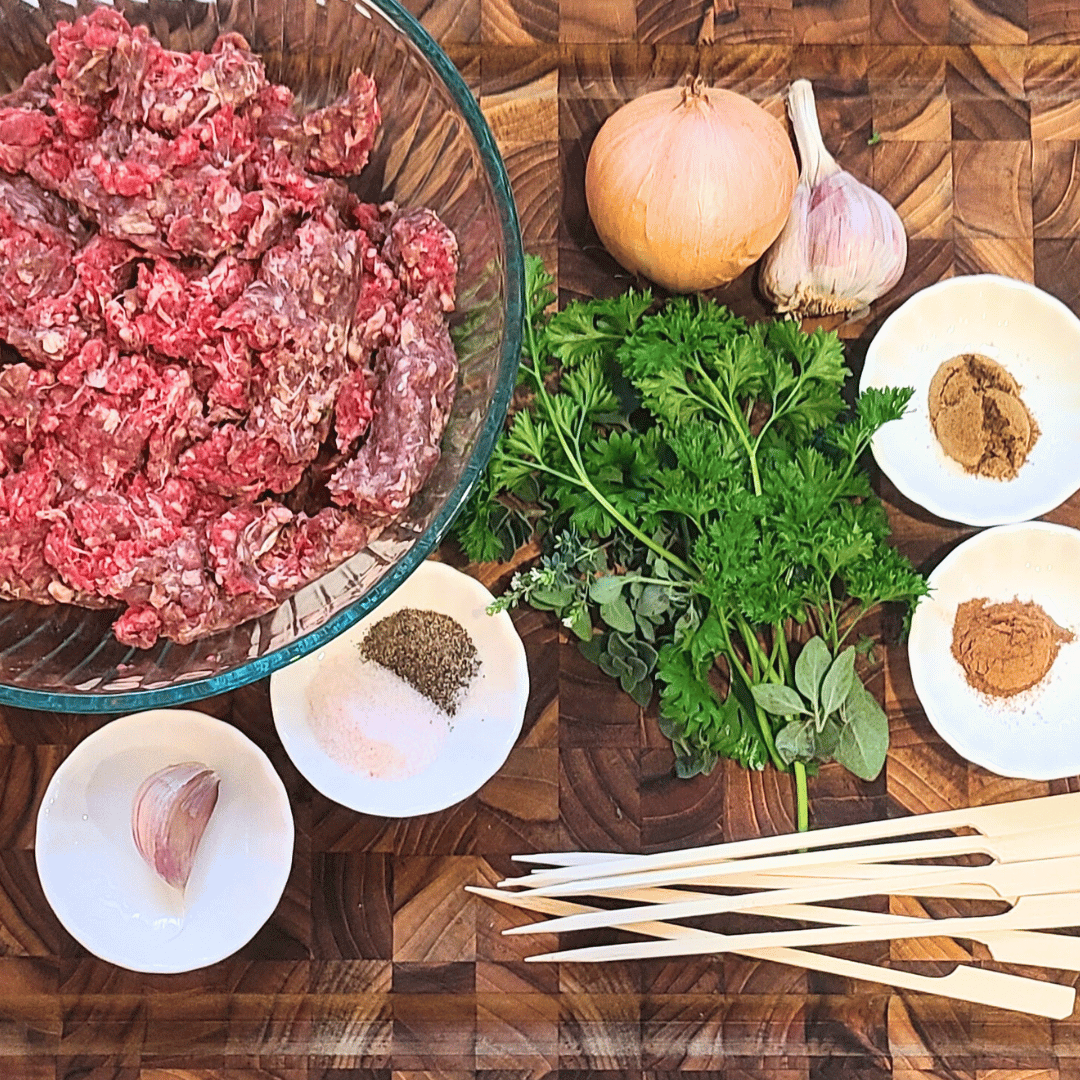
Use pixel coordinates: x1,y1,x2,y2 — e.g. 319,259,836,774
0,0,525,714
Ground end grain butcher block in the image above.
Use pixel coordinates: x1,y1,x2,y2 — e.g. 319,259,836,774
3,0,1080,1076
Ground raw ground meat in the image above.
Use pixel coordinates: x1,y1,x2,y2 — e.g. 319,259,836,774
3,10,378,261
0,9,460,648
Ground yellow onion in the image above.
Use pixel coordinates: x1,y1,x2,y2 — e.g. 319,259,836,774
585,79,798,293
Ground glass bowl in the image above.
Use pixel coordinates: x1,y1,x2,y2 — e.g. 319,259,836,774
0,0,524,711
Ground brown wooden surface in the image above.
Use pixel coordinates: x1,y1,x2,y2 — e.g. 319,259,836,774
4,0,1080,1076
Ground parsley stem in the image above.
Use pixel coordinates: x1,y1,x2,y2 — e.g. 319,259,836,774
820,585,841,653
775,624,793,683
794,762,809,832
768,632,782,669
721,615,784,773
527,364,696,579
835,603,869,650
750,381,799,461
824,429,875,507
585,482,696,578
685,358,763,495
753,700,783,773
618,574,692,591
499,453,580,489
716,394,763,495
736,613,771,679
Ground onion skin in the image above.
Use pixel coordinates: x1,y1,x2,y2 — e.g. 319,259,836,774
585,81,798,293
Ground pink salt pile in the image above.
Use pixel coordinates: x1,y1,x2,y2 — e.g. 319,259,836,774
304,654,449,781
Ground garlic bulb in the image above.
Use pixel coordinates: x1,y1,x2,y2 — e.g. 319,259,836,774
760,79,907,317
131,762,220,890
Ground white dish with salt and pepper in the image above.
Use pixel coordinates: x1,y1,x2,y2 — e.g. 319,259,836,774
907,522,1080,780
270,559,529,817
861,274,1080,526
35,709,293,973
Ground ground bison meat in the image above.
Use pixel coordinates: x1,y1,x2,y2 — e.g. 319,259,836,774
329,297,457,520
6,9,378,262
0,9,460,648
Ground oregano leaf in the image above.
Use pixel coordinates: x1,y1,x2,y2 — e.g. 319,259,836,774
629,676,654,708
579,635,603,664
638,584,670,620
589,575,625,605
600,596,636,634
567,604,592,642
675,754,706,779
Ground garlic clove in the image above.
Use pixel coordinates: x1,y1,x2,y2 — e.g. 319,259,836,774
760,79,907,318
131,762,220,891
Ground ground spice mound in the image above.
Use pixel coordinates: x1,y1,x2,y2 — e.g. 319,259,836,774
928,354,1039,480
359,608,479,715
951,597,1073,698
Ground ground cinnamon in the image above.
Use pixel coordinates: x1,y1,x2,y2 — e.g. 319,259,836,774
928,353,1038,480
951,597,1073,698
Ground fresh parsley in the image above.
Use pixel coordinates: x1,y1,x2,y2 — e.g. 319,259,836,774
452,256,927,830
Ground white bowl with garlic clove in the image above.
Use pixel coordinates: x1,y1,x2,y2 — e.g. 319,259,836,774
35,709,293,973
861,274,1080,526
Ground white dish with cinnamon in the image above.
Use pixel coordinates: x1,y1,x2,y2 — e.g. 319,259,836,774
861,275,1080,526
35,709,293,973
907,522,1080,779
270,559,529,817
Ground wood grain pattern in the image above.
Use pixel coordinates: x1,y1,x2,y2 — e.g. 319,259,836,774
2,0,1080,1075
952,140,1033,238
872,0,949,43
873,141,953,238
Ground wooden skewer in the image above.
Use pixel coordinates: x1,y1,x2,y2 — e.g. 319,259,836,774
525,892,1080,964
502,852,1080,937
493,878,1080,972
506,791,1080,889
466,886,1076,1019
503,822,1080,898
499,856,1002,901
696,862,999,901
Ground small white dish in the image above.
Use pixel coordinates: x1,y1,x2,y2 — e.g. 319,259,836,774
908,522,1080,780
270,559,529,817
861,274,1080,526
35,709,294,973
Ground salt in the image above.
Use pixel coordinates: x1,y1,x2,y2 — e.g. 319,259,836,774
305,653,450,781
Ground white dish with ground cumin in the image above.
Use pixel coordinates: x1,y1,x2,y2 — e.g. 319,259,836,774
907,522,1080,780
861,275,1080,526
270,559,529,817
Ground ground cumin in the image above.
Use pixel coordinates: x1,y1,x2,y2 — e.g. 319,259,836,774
928,353,1038,480
951,597,1073,698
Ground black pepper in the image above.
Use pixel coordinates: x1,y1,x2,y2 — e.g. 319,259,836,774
359,608,480,715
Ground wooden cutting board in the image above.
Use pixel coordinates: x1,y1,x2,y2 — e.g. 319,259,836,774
3,0,1080,1076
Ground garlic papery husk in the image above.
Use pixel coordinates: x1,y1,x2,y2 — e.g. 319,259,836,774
131,762,220,891
760,79,907,317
